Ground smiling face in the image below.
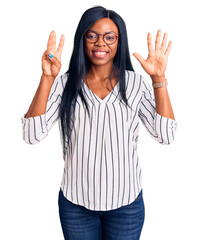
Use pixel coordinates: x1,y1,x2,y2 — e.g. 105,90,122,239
84,17,119,66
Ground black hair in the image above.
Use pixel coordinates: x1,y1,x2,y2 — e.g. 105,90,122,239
58,5,134,150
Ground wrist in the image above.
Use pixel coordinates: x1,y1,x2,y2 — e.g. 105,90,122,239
150,74,166,83
152,77,168,89
41,74,55,85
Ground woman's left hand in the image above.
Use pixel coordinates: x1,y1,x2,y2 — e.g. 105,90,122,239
133,29,172,80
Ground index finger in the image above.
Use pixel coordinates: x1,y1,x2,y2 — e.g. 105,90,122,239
57,34,65,56
47,30,56,51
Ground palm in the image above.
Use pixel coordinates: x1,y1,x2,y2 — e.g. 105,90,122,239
133,29,172,77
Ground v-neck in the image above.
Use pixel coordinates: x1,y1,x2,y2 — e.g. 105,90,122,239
82,78,119,103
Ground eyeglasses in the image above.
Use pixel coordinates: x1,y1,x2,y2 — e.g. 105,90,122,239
84,30,118,45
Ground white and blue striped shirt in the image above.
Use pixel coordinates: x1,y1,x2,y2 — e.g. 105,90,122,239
21,70,177,211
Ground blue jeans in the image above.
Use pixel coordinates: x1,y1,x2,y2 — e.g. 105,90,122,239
58,188,145,240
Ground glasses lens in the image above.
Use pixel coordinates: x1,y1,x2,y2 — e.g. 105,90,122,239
104,33,117,44
85,31,117,44
85,32,98,43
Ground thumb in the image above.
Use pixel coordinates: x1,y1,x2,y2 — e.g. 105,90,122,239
133,52,145,66
48,54,62,68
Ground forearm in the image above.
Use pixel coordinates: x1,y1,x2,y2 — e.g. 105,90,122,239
151,75,175,121
25,75,55,118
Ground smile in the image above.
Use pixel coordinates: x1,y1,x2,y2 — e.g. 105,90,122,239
92,51,109,58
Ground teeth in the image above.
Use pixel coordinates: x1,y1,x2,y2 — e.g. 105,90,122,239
94,52,107,55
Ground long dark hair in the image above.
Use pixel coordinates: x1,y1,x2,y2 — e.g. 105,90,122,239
58,5,134,149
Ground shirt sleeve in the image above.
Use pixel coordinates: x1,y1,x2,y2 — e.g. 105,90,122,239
21,73,68,144
138,74,177,145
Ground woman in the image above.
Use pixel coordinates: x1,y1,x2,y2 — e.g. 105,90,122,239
21,5,177,240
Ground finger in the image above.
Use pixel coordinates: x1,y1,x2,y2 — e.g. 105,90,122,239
155,29,162,51
47,54,62,68
57,34,65,56
42,50,48,61
160,32,168,52
147,32,153,53
47,30,56,51
164,40,172,57
133,52,146,66
42,50,56,63
48,53,53,61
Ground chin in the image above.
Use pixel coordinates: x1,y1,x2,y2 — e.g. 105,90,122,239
88,56,114,66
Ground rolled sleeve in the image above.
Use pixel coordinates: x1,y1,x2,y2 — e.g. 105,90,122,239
21,113,48,144
154,111,177,145
138,75,177,145
21,73,68,145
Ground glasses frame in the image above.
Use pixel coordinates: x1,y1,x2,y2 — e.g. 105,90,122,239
84,30,119,45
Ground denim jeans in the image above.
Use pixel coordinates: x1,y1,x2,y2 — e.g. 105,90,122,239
58,188,145,240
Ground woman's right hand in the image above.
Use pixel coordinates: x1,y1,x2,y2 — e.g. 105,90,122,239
42,30,65,78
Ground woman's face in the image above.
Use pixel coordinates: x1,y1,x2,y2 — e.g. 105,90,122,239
84,18,119,66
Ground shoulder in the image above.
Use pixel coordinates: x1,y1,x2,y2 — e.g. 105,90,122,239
56,72,69,88
125,69,144,80
125,70,145,88
49,72,69,96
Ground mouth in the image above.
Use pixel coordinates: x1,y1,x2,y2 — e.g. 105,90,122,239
92,51,109,59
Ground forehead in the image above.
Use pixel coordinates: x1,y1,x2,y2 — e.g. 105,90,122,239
88,18,119,34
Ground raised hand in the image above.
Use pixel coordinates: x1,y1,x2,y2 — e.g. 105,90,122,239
133,29,172,80
42,30,65,78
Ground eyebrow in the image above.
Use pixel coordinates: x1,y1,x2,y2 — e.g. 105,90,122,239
87,29,118,35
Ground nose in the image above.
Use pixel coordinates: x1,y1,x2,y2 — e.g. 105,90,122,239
95,34,106,46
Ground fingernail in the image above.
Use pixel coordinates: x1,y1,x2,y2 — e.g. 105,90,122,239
49,53,53,58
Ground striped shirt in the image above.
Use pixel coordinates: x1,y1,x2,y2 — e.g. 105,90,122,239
21,70,177,211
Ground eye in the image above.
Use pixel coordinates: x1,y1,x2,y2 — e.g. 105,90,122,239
104,34,116,41
106,36,114,40
86,32,97,39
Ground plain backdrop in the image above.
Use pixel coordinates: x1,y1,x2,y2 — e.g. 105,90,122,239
1,0,198,239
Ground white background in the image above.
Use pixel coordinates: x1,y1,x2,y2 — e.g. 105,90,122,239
0,0,198,239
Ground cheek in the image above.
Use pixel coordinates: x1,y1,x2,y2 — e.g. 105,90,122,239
111,44,118,57
84,43,91,57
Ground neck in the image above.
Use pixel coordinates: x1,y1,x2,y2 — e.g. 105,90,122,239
87,61,114,82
